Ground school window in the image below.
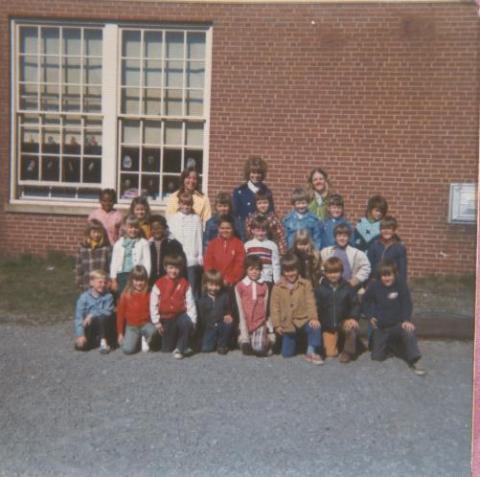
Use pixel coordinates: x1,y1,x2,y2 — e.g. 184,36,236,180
11,21,211,205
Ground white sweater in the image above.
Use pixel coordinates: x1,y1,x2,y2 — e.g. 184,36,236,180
167,212,203,267
320,245,371,284
110,237,151,278
244,238,281,283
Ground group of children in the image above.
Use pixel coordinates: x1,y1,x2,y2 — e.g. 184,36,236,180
74,157,425,376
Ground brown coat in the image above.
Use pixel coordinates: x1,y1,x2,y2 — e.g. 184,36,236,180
270,277,318,333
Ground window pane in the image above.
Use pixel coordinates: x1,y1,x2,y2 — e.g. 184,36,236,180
142,148,160,171
21,155,39,180
63,57,81,84
84,58,102,85
84,29,102,56
20,56,38,82
42,156,60,181
122,119,140,144
19,84,38,110
166,32,184,59
84,129,102,155
162,175,180,199
144,31,162,59
123,30,141,57
20,26,38,54
186,62,204,89
144,60,162,87
84,158,101,183
40,85,60,111
121,147,139,171
163,148,182,173
144,120,161,144
141,175,159,200
84,86,102,112
63,127,81,155
42,127,60,154
187,32,205,60
185,123,203,147
41,28,60,55
120,174,139,199
186,90,203,116
164,89,182,116
42,56,60,83
122,59,141,86
185,149,203,173
121,88,140,115
63,29,81,55
143,88,161,116
62,85,81,112
165,61,183,88
63,157,80,182
21,125,39,153
164,121,182,145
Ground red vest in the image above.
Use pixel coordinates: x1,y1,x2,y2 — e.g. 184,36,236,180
155,276,189,319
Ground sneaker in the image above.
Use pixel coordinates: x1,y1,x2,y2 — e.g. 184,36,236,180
183,347,194,356
141,336,150,352
217,347,228,355
99,343,111,355
338,352,352,364
304,353,324,365
410,363,427,376
173,349,184,360
241,342,253,356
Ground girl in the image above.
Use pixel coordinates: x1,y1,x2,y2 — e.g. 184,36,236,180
110,215,151,296
88,189,123,245
306,167,331,220
129,196,152,239
116,265,158,354
75,219,112,291
353,195,389,252
289,230,322,288
165,166,212,226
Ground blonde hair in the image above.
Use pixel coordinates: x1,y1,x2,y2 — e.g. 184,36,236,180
123,265,149,294
89,269,109,281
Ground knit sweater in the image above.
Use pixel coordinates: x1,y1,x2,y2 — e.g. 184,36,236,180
204,236,246,286
116,292,151,334
245,211,287,255
110,237,151,278
244,238,281,283
320,245,371,285
167,212,203,267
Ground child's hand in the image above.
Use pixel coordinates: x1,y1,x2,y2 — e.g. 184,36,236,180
309,319,321,330
370,318,378,329
111,279,118,293
275,326,284,336
268,333,276,344
118,334,124,345
343,319,359,331
349,278,360,288
155,323,164,335
402,321,415,333
223,314,233,324
75,336,87,348
83,315,92,327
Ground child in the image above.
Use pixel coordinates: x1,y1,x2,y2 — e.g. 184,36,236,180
362,261,426,376
129,196,152,239
204,215,246,288
283,188,323,250
75,220,112,291
270,253,323,364
204,192,244,251
74,269,115,354
353,195,388,252
306,167,331,220
368,216,407,284
235,256,275,356
244,215,281,285
110,215,151,296
321,223,371,290
88,188,123,245
314,257,360,363
320,194,353,248
167,192,203,299
196,269,234,354
149,214,186,287
150,254,197,359
232,156,274,236
245,192,287,255
116,265,159,354
290,230,322,288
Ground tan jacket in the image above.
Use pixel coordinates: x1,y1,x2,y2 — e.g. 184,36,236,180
270,277,318,333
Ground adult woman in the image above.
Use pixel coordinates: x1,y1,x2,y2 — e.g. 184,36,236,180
306,167,331,221
165,166,212,226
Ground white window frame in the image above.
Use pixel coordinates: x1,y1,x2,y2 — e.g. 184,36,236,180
9,19,212,210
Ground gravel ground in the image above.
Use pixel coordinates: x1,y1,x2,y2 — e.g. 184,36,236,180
0,323,472,477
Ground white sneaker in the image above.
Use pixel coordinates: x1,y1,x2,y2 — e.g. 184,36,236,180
173,349,184,360
410,363,427,376
141,336,149,352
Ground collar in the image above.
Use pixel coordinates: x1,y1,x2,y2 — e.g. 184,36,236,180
247,180,260,194
241,276,264,286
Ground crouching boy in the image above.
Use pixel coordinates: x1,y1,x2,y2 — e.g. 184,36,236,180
362,260,426,376
314,257,360,363
150,254,197,359
74,269,115,354
270,253,323,365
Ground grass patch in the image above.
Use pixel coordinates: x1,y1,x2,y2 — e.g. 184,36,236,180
0,251,77,325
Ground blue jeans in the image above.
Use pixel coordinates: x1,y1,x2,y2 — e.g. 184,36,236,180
122,323,158,355
160,313,193,353
201,321,233,352
281,322,322,358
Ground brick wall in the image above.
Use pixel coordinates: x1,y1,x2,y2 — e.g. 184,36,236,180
0,1,477,277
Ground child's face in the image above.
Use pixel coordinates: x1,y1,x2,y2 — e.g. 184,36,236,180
294,200,308,214
335,232,349,248
89,228,103,242
151,221,167,241
100,194,114,212
166,265,180,280
218,222,233,239
126,224,140,239
246,266,262,282
325,270,342,284
328,204,343,219
252,227,267,241
369,207,383,221
133,204,147,220
132,278,146,293
311,171,327,194
249,169,263,184
256,199,270,214
90,277,108,294
283,268,299,284
216,203,230,215
380,226,395,242
179,202,193,215
206,281,221,296
380,272,395,287
184,172,198,191
295,242,309,253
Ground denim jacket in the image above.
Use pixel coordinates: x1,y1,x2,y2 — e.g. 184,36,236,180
74,289,114,337
282,210,323,250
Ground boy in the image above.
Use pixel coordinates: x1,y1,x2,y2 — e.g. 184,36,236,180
74,269,115,354
320,194,353,248
270,253,323,364
314,257,360,363
204,192,244,251
283,188,323,250
150,254,197,359
368,215,407,284
321,223,371,290
244,215,281,284
149,214,186,287
245,192,287,255
353,195,388,252
362,261,425,376
167,192,203,299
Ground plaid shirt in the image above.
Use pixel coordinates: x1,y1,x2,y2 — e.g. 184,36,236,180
245,211,288,255
75,244,112,290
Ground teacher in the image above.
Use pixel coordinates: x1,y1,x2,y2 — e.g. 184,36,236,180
306,167,331,220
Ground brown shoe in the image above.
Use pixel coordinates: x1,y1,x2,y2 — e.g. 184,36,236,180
338,352,351,364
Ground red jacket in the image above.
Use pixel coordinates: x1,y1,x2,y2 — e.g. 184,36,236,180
116,292,151,334
154,276,189,319
204,236,246,286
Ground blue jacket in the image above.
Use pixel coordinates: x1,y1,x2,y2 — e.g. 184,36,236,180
282,210,323,250
203,214,245,252
232,182,274,225
367,236,408,283
74,289,114,337
320,216,353,248
353,217,380,252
